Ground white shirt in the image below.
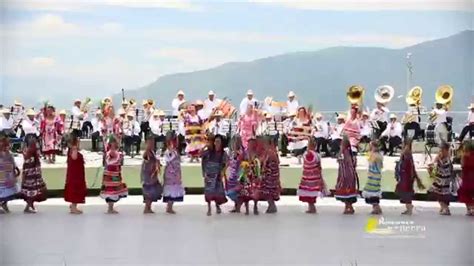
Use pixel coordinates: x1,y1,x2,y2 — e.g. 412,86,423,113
239,97,257,115
282,118,293,134
197,109,206,121
149,117,165,136
123,120,140,136
203,98,221,120
286,99,299,115
71,105,85,129
330,123,344,140
171,98,185,116
433,108,447,124
0,116,14,131
360,120,372,137
257,120,278,136
91,117,102,135
21,119,39,136
313,119,329,138
382,121,403,138
370,107,389,123
209,119,229,136
468,111,474,124
405,106,421,123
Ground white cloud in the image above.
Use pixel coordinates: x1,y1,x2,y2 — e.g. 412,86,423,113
251,0,473,12
31,57,56,67
100,22,123,34
29,14,80,35
6,0,203,12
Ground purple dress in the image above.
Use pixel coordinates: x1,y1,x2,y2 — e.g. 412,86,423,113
162,149,185,202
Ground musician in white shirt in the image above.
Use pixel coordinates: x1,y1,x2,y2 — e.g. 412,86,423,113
71,99,85,138
312,113,329,156
359,112,371,143
122,112,141,156
286,91,299,116
370,102,389,138
208,111,229,147
431,102,449,143
202,90,221,120
140,100,155,140
381,114,403,156
90,110,103,152
329,114,345,157
20,109,39,145
12,100,25,128
459,103,474,141
149,110,167,154
239,90,257,115
0,108,15,137
402,104,422,140
280,112,295,157
171,90,185,117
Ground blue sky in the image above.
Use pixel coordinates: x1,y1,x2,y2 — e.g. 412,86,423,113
0,0,472,104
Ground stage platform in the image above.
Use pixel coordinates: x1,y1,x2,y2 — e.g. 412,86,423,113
1,196,472,266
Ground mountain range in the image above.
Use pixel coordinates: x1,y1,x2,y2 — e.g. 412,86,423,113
119,30,474,112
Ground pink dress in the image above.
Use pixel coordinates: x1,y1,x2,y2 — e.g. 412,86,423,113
41,117,59,155
239,114,258,149
343,118,361,151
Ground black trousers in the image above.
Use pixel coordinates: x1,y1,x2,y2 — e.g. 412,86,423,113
381,136,402,156
373,121,387,140
403,122,422,140
82,121,93,138
91,131,101,152
153,134,167,154
123,135,141,155
329,139,341,157
280,134,289,156
71,129,82,138
459,124,474,142
314,137,329,156
140,122,150,139
178,134,186,155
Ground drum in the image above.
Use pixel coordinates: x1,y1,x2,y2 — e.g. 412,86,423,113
425,124,436,145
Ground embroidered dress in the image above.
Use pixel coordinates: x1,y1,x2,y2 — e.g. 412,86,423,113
362,152,383,204
162,150,185,202
458,153,474,205
238,114,258,150
428,156,454,204
41,118,59,155
0,151,19,202
225,150,242,202
20,151,47,202
64,150,87,204
395,153,418,204
202,150,228,204
343,118,361,152
297,150,326,203
184,114,205,156
287,118,312,156
239,153,261,202
141,150,163,202
259,154,281,201
100,150,128,202
334,146,359,203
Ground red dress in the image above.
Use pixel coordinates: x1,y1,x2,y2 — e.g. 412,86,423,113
458,153,474,205
64,151,87,204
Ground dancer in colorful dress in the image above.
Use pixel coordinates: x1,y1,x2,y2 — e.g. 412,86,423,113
162,134,185,214
20,137,48,213
141,136,163,214
0,133,20,213
362,141,384,215
428,142,455,215
100,136,128,214
41,106,60,163
226,136,244,212
184,104,205,162
395,139,425,215
64,137,87,214
287,106,312,163
343,105,361,154
334,136,359,214
458,141,474,216
239,138,261,215
259,137,281,213
238,104,259,150
202,134,228,216
297,138,326,214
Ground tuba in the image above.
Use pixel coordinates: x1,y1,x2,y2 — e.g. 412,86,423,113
347,85,365,106
406,86,423,106
435,85,453,110
374,85,394,105
80,97,92,112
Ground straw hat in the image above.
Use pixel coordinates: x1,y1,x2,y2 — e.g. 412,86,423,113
288,111,297,117
195,100,204,106
95,110,102,115
59,110,67,115
158,110,166,116
1,108,11,114
177,90,185,96
214,110,224,117
26,109,36,116
362,111,369,117
208,90,215,95
127,111,135,117
14,100,22,106
315,112,322,118
122,100,129,105
288,91,296,97
246,89,254,95
74,99,81,103
118,109,126,115
337,114,346,120
389,113,397,119
265,113,272,119
468,103,474,109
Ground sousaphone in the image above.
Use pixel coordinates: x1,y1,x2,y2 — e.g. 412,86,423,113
406,86,423,106
347,85,365,106
374,85,394,105
435,85,453,110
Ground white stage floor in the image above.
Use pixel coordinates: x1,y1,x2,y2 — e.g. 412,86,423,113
1,196,472,266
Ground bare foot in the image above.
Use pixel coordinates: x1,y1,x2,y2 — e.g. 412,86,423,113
266,207,277,214
440,209,451,216
401,210,412,215
245,210,250,215
253,209,259,215
216,206,222,214
305,209,316,214
166,209,176,214
229,208,240,213
70,209,83,215
106,209,119,214
143,209,155,214
207,210,212,216
24,208,37,214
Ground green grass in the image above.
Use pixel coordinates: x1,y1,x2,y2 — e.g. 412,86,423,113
43,165,431,193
